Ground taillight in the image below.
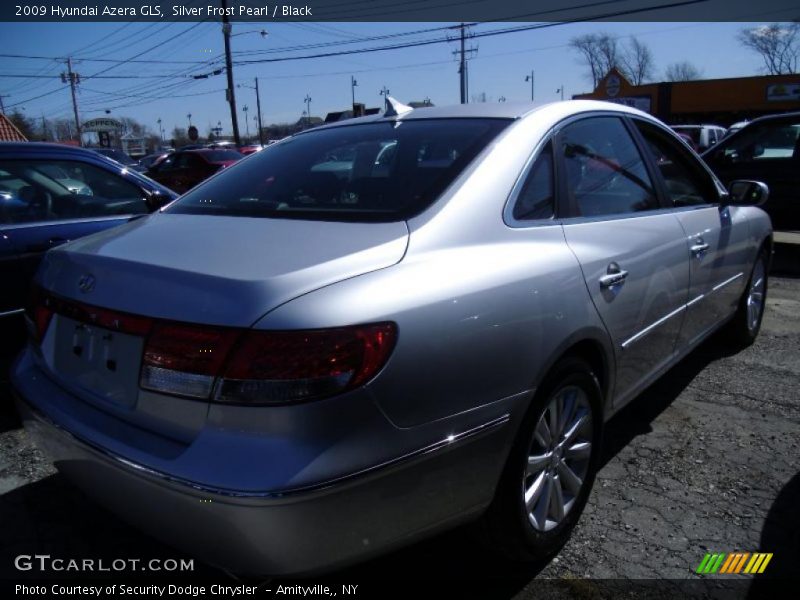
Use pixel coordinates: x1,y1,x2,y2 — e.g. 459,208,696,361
27,287,54,343
140,322,241,399
215,323,397,404
28,286,396,404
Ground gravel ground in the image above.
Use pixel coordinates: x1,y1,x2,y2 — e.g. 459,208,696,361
1,272,797,595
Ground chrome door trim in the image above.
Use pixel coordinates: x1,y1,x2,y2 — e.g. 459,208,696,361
712,272,744,292
621,271,744,350
621,304,687,350
0,308,25,318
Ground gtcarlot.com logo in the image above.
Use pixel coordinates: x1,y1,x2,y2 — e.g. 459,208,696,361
696,552,773,575
14,554,194,573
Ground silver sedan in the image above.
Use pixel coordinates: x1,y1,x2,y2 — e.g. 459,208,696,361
12,100,772,575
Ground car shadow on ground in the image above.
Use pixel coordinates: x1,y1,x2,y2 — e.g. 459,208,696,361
598,330,742,469
749,471,800,587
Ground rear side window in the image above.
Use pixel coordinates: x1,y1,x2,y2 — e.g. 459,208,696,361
0,159,146,224
165,119,511,222
634,121,715,207
511,141,554,221
559,117,657,218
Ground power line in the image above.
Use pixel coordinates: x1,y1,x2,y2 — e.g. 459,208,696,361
233,1,711,66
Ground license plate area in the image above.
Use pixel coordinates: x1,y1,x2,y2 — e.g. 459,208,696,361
47,315,145,408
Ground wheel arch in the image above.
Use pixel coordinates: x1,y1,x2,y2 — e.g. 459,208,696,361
529,327,615,418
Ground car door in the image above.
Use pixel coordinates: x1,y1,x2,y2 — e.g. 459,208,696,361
184,154,212,190
631,118,747,349
556,115,690,405
0,157,149,318
704,116,800,228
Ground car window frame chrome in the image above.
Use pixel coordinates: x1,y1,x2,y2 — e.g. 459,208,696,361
625,115,725,212
502,126,561,229
550,112,664,221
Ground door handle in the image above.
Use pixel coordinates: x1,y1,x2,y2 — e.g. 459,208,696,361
599,262,629,288
691,239,710,255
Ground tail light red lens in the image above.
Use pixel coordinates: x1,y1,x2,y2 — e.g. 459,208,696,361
140,323,241,399
27,287,54,343
215,323,397,404
28,287,396,404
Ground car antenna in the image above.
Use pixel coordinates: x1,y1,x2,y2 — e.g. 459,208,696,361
384,96,413,118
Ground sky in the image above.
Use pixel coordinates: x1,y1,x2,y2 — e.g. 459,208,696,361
0,15,797,141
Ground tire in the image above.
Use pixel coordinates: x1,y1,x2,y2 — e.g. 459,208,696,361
479,357,603,561
726,247,769,347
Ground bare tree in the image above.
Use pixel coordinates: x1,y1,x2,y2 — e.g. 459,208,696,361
569,33,619,88
738,23,799,75
8,110,36,140
619,37,654,85
664,61,703,81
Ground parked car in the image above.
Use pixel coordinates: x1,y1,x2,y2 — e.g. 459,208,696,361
146,148,242,194
0,142,177,352
12,101,771,576
137,151,171,171
238,144,264,155
671,124,727,152
90,147,146,172
702,111,799,229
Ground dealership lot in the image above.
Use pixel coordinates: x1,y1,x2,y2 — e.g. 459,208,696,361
1,264,798,589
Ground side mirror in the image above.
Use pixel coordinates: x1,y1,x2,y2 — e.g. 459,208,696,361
725,180,769,207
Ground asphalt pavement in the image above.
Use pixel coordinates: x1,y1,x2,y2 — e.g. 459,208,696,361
0,243,798,596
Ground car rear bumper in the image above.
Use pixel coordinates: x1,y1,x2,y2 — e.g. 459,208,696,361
12,351,515,575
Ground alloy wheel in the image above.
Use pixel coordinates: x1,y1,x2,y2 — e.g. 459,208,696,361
523,385,593,532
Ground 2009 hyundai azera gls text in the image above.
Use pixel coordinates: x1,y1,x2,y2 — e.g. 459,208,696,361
12,100,771,575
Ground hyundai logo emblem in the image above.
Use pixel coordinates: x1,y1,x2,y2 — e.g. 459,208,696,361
77,274,96,293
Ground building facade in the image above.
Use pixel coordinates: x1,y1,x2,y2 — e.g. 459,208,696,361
574,68,800,126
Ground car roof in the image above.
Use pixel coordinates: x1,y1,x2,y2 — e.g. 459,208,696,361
739,111,800,126
0,141,115,156
299,100,655,136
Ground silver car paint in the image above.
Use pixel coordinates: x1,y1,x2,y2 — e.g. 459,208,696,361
12,100,772,575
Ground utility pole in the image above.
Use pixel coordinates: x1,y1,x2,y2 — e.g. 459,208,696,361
451,23,477,104
255,77,263,146
459,23,466,104
221,0,241,146
62,58,82,145
525,70,535,101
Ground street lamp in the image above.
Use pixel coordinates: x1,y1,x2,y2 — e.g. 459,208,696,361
556,86,564,101
351,75,358,110
187,113,192,127
304,94,312,126
157,118,164,143
243,105,249,139
231,28,268,38
237,78,264,146
525,70,534,101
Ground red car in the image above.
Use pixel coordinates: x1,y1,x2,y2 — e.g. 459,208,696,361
146,149,242,194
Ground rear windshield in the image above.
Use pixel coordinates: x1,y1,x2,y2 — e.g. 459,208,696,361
165,118,511,222
205,150,243,161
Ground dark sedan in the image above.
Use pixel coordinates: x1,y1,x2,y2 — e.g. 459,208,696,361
702,111,799,229
146,148,242,194
0,142,177,352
